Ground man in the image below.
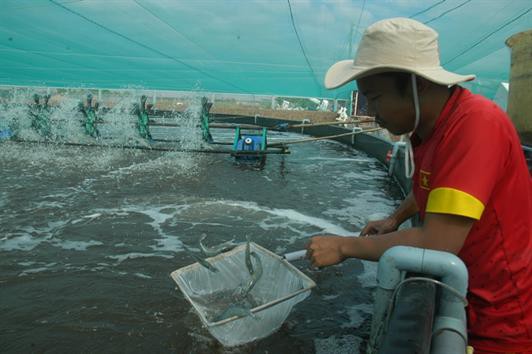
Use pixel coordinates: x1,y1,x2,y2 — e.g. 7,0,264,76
306,18,532,354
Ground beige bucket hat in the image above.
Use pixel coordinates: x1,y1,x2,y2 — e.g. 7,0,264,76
324,17,475,89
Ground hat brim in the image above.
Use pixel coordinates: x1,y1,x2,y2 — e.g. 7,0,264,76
324,60,475,89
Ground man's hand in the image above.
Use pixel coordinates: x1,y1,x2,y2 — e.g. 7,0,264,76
361,217,398,236
306,235,347,267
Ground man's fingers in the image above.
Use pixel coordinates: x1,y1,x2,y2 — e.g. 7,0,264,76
305,240,314,259
374,226,386,235
361,227,373,236
311,256,324,270
361,223,377,236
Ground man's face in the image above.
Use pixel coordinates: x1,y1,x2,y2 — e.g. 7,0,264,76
357,74,415,135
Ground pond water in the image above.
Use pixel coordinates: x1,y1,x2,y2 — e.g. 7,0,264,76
0,104,403,353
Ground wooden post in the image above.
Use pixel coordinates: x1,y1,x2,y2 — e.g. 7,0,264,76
506,30,532,146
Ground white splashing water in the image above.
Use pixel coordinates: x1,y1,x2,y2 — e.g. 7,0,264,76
0,88,210,176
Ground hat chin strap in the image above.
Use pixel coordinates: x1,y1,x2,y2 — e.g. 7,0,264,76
402,73,420,179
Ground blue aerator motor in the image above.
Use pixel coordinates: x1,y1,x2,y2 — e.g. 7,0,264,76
232,126,267,162
236,135,263,152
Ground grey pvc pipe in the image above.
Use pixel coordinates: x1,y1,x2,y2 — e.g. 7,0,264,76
283,250,307,262
376,246,468,354
283,232,361,262
377,246,467,293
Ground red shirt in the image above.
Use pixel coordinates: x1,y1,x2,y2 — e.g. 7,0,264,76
411,86,532,352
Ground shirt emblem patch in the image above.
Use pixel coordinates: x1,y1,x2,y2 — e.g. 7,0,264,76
419,169,431,190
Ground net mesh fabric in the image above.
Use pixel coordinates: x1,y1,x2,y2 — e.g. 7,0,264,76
171,242,315,347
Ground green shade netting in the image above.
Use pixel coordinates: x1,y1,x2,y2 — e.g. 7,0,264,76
0,0,530,99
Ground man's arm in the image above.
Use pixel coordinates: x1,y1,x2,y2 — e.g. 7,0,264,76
390,190,419,226
308,212,474,265
361,191,419,235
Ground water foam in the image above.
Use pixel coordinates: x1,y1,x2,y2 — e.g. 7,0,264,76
0,90,207,178
0,222,60,251
0,219,103,252
0,191,8,208
314,334,363,354
107,252,174,264
53,240,103,251
91,204,188,252
203,200,355,236
18,262,58,276
340,303,374,328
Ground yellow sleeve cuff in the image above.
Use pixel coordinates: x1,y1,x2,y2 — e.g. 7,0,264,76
426,187,485,220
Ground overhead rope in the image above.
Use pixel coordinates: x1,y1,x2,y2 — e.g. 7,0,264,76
133,0,217,60
409,0,447,19
423,0,472,25
12,139,289,155
444,7,531,65
352,0,367,46
48,0,250,94
268,127,382,147
286,0,322,92
0,37,120,83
